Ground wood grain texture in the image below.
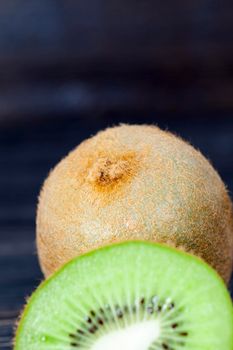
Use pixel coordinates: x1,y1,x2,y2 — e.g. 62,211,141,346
0,116,232,349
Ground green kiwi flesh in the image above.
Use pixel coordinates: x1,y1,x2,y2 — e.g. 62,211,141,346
15,242,233,350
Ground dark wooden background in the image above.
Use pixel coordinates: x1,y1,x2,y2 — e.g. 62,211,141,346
0,1,233,349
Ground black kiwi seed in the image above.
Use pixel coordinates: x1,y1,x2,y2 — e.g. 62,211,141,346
89,325,98,334
90,310,96,317
77,329,84,335
69,333,77,339
171,323,178,329
140,297,145,305
179,331,188,337
70,342,79,347
97,318,104,325
85,317,92,324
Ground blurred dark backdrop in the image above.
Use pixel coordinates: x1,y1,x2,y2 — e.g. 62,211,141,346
0,1,233,349
0,0,233,122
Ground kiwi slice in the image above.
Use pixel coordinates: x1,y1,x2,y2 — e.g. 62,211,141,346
15,242,233,350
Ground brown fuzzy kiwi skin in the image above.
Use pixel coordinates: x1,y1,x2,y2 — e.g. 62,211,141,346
36,124,233,283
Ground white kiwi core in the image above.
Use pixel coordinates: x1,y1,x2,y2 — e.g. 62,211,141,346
91,319,160,350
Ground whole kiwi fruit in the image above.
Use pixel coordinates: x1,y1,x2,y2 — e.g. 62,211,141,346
37,124,233,282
